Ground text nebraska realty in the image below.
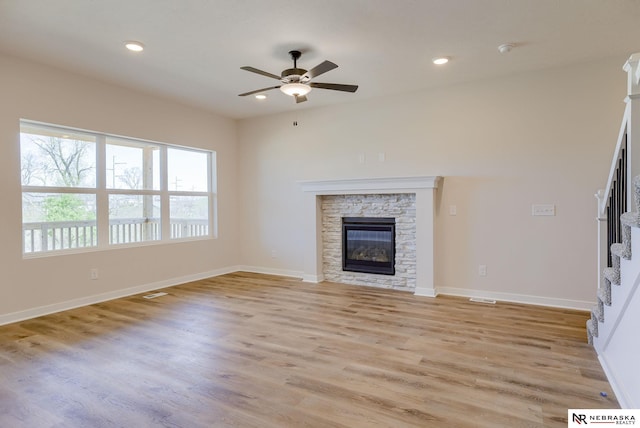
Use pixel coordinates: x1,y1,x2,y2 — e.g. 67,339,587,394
574,413,636,424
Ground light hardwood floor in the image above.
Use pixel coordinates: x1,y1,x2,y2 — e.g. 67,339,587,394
0,272,616,427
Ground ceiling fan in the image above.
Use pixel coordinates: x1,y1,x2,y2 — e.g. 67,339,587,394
238,50,358,103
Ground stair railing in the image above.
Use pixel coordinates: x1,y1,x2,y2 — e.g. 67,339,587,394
596,54,640,290
605,131,627,266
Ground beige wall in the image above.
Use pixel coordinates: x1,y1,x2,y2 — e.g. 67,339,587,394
0,52,628,319
0,54,239,319
237,56,627,307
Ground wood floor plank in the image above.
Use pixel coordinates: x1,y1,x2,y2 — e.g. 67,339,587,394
0,272,617,427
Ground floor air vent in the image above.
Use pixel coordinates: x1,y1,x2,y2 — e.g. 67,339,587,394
469,297,496,304
143,292,168,299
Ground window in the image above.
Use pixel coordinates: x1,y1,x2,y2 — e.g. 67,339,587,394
20,120,216,255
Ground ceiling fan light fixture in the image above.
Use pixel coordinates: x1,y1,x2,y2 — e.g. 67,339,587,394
125,41,144,52
280,83,311,97
432,57,449,65
255,94,267,100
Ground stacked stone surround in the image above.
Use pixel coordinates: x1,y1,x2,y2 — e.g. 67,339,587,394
321,193,416,291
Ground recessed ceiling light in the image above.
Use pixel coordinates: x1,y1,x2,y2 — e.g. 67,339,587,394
432,57,449,65
125,41,144,52
255,94,267,100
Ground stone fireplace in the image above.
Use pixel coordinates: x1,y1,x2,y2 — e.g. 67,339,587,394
322,194,414,290
299,176,441,297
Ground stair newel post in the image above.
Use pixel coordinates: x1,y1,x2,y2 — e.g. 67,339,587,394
624,54,640,210
596,189,607,291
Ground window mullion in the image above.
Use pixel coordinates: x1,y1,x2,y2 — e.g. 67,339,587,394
95,135,109,247
209,152,218,238
160,146,170,240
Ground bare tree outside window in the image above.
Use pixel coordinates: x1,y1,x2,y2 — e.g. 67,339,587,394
20,130,97,252
21,134,96,188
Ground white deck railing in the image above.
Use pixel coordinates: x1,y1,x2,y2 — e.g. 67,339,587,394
23,218,208,253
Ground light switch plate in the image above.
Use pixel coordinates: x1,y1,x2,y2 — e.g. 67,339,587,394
532,204,555,216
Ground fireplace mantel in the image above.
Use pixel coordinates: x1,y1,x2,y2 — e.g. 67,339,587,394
298,176,441,297
298,176,440,194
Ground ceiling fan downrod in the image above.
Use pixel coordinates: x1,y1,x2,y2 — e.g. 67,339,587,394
289,50,302,68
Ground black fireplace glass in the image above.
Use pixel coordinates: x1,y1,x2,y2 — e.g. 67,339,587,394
342,217,395,275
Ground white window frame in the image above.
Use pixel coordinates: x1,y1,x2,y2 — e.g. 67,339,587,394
20,119,217,257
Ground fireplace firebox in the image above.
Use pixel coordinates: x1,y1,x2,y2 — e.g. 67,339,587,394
342,217,395,275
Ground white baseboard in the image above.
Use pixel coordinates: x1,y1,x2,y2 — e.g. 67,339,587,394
236,265,304,280
0,266,238,327
302,273,324,283
435,286,594,311
597,352,633,408
414,286,437,297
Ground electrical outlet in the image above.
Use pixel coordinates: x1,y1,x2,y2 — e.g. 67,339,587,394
90,269,98,280
378,152,386,162
271,250,277,259
478,265,487,276
449,205,457,216
358,153,366,164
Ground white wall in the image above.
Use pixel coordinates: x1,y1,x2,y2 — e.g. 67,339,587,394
237,56,627,308
0,54,239,321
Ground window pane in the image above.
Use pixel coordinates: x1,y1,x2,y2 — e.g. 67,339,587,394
22,192,97,253
20,125,96,188
170,196,209,239
106,138,160,190
167,148,208,192
109,194,161,244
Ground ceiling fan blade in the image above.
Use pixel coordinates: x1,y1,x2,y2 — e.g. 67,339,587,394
294,94,308,104
240,66,282,80
238,86,281,96
309,82,358,93
301,60,338,80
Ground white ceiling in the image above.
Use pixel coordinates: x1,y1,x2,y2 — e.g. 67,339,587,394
1,0,639,119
